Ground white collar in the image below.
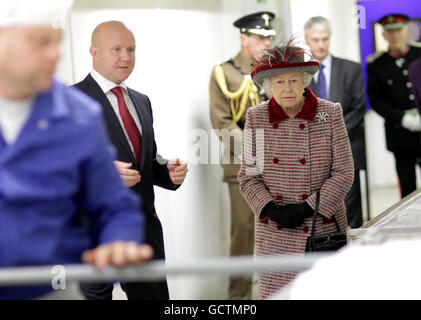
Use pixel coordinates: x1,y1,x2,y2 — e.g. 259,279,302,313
90,69,129,94
319,53,332,69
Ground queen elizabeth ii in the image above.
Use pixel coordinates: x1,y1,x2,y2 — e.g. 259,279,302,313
238,36,354,299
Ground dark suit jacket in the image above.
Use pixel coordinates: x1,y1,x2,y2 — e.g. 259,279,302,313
309,55,366,170
73,74,179,260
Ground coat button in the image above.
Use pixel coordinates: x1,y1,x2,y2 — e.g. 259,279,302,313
273,123,279,129
409,94,415,101
322,217,334,224
299,123,305,130
273,157,279,164
260,218,269,224
277,225,282,230
300,158,306,165
303,226,309,233
302,194,308,200
276,194,282,200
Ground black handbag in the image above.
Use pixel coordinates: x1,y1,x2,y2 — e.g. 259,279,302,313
305,191,347,252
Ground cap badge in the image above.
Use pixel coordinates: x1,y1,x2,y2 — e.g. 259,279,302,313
262,13,269,26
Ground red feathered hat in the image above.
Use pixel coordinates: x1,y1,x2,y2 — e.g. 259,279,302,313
251,36,320,86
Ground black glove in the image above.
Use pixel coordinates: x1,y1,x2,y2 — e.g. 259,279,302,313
261,202,313,229
282,202,314,219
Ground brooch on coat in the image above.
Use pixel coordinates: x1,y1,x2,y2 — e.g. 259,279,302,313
315,112,329,122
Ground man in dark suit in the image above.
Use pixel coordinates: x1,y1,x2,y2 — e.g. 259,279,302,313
74,20,188,300
305,16,367,228
367,14,421,200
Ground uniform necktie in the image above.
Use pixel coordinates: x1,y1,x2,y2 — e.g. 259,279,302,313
317,63,327,100
110,86,141,164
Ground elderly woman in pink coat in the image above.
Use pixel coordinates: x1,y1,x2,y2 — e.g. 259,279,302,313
238,36,354,299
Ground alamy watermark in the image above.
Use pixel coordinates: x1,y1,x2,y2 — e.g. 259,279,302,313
51,265,66,290
353,5,366,30
176,128,266,175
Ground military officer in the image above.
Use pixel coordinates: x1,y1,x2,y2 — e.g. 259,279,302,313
209,11,276,300
367,14,421,198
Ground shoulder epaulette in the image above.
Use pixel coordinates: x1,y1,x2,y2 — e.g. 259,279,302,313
366,51,385,64
409,41,421,48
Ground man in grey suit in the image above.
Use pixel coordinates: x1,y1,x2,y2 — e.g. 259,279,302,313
305,16,367,228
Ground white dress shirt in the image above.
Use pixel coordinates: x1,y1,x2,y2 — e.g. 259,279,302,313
0,96,34,144
90,69,142,154
313,53,332,100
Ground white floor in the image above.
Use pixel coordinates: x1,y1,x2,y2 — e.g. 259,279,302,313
112,184,402,300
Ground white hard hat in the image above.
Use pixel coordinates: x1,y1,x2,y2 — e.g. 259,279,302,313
0,0,73,29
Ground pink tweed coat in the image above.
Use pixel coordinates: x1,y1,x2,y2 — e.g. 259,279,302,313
238,89,354,299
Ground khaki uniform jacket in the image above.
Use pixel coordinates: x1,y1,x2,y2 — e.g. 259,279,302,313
209,51,266,182
238,95,354,298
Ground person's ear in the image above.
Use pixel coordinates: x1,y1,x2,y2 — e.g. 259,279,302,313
89,45,98,59
240,33,248,45
382,30,387,41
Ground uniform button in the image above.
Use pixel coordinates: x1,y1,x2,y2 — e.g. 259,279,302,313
407,82,412,88
409,94,415,101
302,194,308,200
303,226,309,233
273,157,279,164
276,194,282,200
403,70,409,76
273,123,279,129
299,123,305,130
300,158,306,165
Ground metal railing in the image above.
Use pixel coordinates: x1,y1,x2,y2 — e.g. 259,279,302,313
0,253,331,287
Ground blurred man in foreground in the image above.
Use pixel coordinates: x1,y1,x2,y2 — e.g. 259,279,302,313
0,0,152,300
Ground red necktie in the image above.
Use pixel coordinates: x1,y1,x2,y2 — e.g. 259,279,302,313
110,86,141,164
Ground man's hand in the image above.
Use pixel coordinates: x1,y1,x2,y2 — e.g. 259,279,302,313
167,158,188,185
114,160,141,187
81,241,153,269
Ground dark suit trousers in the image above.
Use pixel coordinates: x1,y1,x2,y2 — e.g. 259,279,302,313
80,280,169,300
394,151,420,198
345,172,363,228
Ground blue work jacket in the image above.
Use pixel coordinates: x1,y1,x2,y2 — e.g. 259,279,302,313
0,80,145,299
